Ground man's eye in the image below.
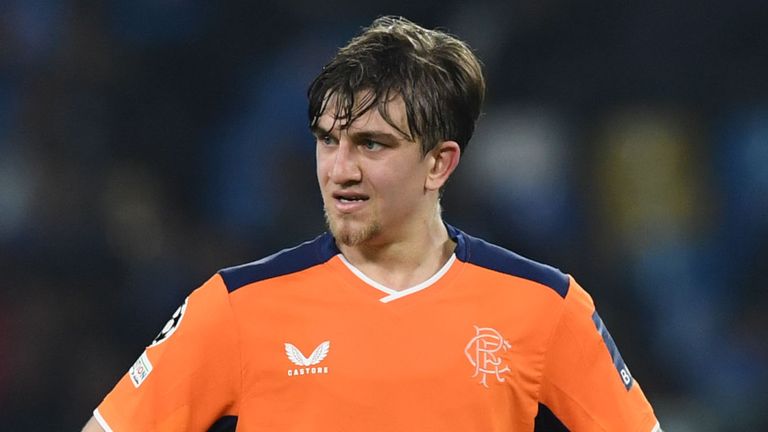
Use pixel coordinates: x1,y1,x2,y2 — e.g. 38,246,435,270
319,135,334,145
363,140,383,151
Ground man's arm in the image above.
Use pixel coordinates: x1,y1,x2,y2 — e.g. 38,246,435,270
82,416,105,432
88,275,241,430
539,278,660,431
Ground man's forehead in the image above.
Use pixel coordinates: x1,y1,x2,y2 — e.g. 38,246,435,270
318,92,411,138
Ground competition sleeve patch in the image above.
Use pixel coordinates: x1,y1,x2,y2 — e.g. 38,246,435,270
592,311,634,390
150,297,189,346
129,351,153,388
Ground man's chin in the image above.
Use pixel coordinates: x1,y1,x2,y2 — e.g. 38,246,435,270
324,208,380,246
327,220,381,247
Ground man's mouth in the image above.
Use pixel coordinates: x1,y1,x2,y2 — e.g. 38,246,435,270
333,192,369,203
331,192,370,212
338,197,368,203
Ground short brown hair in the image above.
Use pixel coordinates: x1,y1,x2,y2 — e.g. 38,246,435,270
308,16,485,155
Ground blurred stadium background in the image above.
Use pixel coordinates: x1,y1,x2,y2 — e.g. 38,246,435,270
1,1,766,430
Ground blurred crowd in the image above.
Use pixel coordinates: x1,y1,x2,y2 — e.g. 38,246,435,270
1,1,766,430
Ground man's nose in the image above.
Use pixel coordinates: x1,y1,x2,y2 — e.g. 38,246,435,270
329,140,362,184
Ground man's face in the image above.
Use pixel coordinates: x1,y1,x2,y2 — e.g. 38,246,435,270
314,95,433,247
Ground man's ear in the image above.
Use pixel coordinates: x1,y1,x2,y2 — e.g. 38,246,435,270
425,140,461,191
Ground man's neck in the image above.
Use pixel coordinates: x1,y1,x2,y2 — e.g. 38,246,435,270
337,217,456,291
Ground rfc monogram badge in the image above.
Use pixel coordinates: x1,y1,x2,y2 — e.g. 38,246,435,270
464,325,511,387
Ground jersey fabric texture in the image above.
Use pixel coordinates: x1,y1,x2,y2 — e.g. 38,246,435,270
95,225,660,432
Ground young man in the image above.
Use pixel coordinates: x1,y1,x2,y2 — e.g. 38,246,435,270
84,16,661,431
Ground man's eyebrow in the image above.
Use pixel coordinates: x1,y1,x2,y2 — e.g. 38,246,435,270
349,129,413,142
310,125,330,137
310,124,413,143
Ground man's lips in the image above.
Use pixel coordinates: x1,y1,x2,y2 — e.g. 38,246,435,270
331,191,369,212
332,191,370,202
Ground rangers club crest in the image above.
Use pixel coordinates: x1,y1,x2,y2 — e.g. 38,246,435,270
464,325,511,387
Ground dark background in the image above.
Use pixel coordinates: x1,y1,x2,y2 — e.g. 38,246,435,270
1,1,766,430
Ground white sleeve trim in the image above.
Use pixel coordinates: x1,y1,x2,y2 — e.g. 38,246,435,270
651,421,662,432
93,408,114,432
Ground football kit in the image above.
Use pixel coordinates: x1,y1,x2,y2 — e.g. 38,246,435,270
94,225,661,431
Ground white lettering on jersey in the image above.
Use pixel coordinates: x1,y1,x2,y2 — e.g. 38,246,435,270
129,351,153,388
287,366,329,377
285,341,330,377
465,325,511,387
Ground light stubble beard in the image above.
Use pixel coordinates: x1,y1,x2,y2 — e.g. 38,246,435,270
324,208,382,246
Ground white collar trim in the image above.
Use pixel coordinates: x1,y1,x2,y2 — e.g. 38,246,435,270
337,254,457,303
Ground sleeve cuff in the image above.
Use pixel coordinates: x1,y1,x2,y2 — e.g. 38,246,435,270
93,407,114,432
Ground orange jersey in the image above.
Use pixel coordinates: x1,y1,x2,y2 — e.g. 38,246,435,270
95,225,660,431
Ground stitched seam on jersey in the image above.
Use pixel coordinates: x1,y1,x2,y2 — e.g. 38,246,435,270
535,277,570,404
538,279,610,432
219,273,244,416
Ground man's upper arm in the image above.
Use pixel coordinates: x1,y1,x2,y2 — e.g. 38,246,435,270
92,274,241,431
539,279,660,431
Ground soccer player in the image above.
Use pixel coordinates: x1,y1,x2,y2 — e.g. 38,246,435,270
84,16,662,431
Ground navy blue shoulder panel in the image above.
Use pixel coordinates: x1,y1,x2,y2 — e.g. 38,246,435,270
446,224,570,298
219,233,340,292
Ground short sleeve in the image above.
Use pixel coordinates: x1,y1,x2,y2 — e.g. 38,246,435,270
95,274,240,431
539,279,660,432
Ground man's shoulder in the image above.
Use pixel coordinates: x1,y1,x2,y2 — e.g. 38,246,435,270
218,233,339,293
449,225,570,298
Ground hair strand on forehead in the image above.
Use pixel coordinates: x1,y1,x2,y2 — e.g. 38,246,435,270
308,15,485,156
